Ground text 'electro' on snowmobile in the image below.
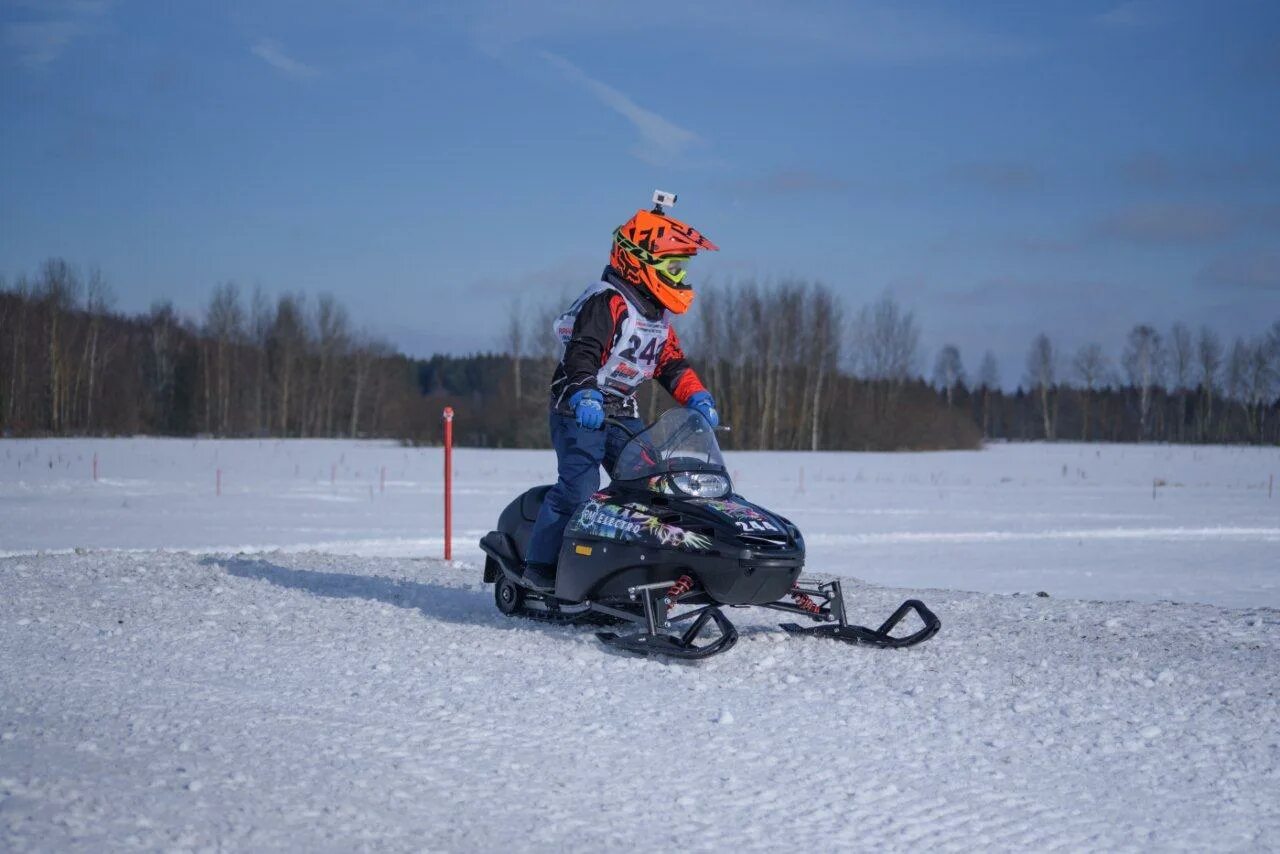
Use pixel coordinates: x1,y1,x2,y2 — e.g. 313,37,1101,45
479,408,940,659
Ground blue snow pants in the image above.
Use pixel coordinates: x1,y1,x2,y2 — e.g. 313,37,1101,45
525,411,644,568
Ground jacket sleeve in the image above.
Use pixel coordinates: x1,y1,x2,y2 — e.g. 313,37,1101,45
561,292,627,399
655,326,707,405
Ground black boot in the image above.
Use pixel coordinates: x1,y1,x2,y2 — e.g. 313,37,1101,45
520,561,556,593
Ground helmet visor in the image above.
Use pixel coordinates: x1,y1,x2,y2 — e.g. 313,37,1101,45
653,255,692,288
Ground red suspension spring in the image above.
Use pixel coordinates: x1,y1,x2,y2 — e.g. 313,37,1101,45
664,575,694,609
790,584,823,615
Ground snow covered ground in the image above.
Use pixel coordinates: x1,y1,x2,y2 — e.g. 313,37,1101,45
2,438,1279,850
3,438,1279,605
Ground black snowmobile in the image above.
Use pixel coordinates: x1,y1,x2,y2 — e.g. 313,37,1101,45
479,408,939,659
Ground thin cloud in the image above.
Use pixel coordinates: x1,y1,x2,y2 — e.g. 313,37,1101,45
1116,150,1280,188
252,39,319,80
951,161,1043,192
722,1,1035,64
3,0,110,69
1094,203,1235,245
1094,1,1164,28
716,169,850,196
1012,235,1082,254
1197,251,1280,292
1116,151,1174,186
459,1,1033,65
539,51,701,164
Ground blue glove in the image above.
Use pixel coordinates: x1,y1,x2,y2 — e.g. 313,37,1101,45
569,389,605,430
687,391,719,428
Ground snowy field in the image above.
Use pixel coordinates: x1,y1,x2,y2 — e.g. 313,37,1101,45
3,437,1279,606
2,438,1279,850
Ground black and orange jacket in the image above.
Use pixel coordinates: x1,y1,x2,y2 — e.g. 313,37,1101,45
550,268,707,416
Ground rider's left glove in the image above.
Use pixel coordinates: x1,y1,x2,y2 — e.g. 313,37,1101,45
686,391,719,429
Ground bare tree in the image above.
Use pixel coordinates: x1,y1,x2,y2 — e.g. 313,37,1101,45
146,301,180,430
1268,321,1280,394
1169,323,1193,391
851,293,919,383
977,350,1000,437
851,293,919,421
1224,337,1251,435
1243,335,1276,440
4,276,31,428
978,352,1000,390
530,297,567,361
1167,322,1194,441
804,284,841,450
37,259,84,432
1196,326,1222,441
504,297,526,402
931,345,965,407
1072,342,1109,440
249,287,271,435
268,294,307,436
313,293,350,435
77,269,116,432
1122,325,1164,440
205,282,245,435
348,332,378,437
1025,333,1057,440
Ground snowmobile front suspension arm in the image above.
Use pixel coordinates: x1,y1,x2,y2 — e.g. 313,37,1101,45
759,578,847,624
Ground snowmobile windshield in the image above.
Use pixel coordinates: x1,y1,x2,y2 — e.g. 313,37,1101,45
611,408,727,481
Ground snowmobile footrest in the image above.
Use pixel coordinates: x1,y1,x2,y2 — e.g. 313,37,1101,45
781,599,940,649
596,606,739,660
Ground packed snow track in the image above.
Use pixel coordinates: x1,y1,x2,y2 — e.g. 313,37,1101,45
2,550,1277,851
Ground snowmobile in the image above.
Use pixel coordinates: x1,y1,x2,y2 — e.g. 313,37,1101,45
479,408,939,659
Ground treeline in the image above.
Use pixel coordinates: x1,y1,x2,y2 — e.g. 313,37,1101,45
435,283,980,451
0,259,434,439
474,280,1280,449
936,323,1280,445
3,258,1276,448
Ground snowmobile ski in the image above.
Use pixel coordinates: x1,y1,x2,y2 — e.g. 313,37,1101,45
779,598,940,649
596,605,738,660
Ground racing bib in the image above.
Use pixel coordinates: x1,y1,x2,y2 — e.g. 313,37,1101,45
555,280,670,399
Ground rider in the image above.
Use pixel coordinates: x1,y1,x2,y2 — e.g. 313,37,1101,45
521,192,720,592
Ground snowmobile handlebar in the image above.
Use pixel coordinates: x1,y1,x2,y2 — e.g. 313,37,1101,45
603,417,641,439
603,416,730,439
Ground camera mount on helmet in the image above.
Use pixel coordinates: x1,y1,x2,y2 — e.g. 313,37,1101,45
651,189,677,215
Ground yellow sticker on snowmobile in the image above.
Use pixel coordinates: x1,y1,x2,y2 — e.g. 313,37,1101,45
575,544,593,556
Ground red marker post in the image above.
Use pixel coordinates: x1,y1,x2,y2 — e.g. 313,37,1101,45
443,406,454,561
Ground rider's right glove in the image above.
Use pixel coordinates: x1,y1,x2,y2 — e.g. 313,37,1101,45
569,389,605,430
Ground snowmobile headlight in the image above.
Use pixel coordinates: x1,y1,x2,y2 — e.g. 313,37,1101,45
671,472,730,499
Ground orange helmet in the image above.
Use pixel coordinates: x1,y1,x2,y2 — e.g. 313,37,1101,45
610,209,718,314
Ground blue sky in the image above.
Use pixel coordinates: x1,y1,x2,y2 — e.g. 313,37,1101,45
2,0,1278,384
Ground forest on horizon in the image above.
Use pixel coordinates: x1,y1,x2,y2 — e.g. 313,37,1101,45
2,257,1278,450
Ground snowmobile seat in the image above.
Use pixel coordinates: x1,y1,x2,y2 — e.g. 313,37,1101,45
520,485,552,522
480,531,520,583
